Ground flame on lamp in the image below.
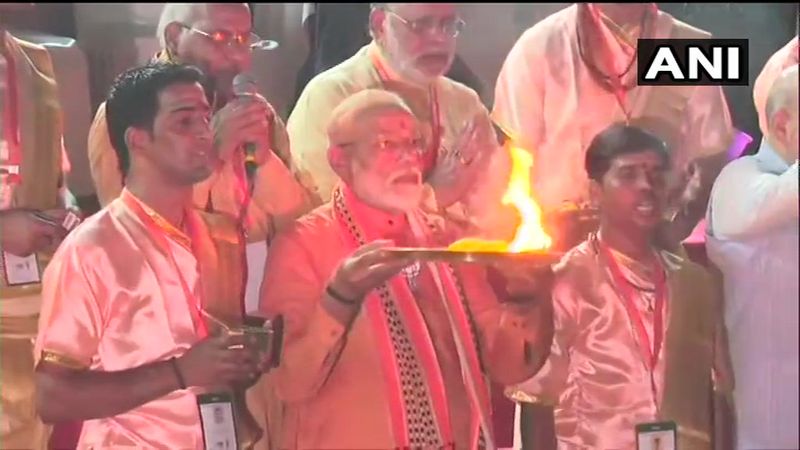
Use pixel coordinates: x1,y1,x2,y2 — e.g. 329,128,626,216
503,144,552,252
447,142,553,253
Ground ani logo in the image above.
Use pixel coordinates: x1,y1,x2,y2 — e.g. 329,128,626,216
637,39,749,86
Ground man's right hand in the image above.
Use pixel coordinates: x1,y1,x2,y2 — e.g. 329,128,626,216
328,240,414,303
0,209,68,257
176,334,260,388
212,94,274,165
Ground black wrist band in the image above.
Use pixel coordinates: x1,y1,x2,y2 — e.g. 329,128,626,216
169,357,187,390
326,285,359,306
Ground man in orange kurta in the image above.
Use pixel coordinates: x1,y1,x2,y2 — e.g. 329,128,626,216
511,125,733,450
260,89,553,449
88,3,311,244
35,64,267,449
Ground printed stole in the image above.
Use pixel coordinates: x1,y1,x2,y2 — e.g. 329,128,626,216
332,186,494,449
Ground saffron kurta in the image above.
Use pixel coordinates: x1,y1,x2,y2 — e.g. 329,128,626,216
35,190,247,449
492,4,735,213
259,186,551,449
509,236,732,449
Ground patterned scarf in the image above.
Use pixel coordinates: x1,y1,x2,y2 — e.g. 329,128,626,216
332,185,494,449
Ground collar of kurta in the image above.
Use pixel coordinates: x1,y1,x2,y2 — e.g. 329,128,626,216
755,138,793,175
338,183,415,244
121,188,193,251
576,3,659,92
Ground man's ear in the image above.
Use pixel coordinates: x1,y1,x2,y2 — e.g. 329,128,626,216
328,145,353,183
588,179,603,208
369,8,387,41
164,22,184,58
125,126,150,159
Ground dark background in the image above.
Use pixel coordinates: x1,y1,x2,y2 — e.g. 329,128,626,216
1,3,798,152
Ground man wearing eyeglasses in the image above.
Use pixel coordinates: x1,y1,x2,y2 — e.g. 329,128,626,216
288,3,517,242
87,3,311,245
261,89,553,450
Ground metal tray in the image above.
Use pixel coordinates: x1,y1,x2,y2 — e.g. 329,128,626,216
384,247,563,266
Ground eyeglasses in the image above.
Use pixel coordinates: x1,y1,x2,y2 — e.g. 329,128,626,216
374,135,427,156
180,24,279,50
386,11,466,38
342,135,427,158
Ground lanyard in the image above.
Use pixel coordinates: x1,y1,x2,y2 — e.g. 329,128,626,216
1,45,21,167
121,190,209,338
369,45,440,173
599,240,666,405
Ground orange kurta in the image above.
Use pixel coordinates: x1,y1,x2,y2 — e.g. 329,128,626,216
509,236,732,449
259,185,550,449
35,190,246,448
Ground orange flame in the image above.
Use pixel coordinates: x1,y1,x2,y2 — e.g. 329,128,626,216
503,144,552,252
448,143,552,253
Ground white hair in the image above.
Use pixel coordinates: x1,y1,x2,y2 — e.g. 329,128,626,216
766,65,799,130
156,3,207,48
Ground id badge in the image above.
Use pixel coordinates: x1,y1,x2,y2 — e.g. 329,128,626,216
2,251,41,286
197,392,238,450
636,421,677,450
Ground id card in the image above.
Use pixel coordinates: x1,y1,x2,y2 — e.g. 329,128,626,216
197,392,238,450
636,421,677,450
2,251,41,285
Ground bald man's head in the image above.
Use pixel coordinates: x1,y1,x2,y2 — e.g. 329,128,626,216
157,3,253,101
766,65,799,163
327,89,426,214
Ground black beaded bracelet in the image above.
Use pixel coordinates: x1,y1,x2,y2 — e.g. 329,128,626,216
169,357,187,390
326,285,359,306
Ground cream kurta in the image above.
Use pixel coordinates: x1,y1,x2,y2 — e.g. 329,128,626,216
259,186,550,449
34,191,245,449
510,237,732,449
88,86,311,244
492,5,735,213
288,42,514,239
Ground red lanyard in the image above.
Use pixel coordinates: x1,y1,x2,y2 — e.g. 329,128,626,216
121,190,209,338
1,44,21,167
370,46,440,173
599,241,667,401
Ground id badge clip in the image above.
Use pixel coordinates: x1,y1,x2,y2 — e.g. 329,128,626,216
635,421,677,450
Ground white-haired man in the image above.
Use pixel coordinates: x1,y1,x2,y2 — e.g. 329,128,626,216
261,89,553,449
288,3,516,241
88,3,311,244
707,66,799,450
753,35,798,138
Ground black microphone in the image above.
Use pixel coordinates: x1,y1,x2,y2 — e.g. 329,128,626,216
232,73,259,188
